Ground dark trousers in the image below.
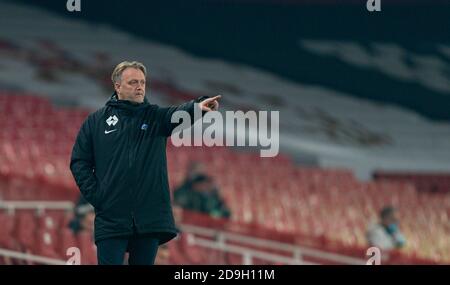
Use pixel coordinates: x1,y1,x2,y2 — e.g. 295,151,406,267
96,234,159,265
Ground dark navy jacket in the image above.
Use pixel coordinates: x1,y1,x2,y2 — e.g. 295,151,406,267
70,93,204,244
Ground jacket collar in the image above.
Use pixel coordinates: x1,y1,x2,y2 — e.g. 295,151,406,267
106,92,149,113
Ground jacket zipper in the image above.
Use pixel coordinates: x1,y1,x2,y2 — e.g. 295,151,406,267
126,118,137,229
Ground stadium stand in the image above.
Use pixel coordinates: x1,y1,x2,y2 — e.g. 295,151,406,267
0,1,448,265
0,91,449,264
374,172,450,194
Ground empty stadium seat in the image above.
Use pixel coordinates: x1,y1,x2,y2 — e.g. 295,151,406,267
77,232,97,265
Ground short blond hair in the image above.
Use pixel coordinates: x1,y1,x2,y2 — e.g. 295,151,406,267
111,61,147,84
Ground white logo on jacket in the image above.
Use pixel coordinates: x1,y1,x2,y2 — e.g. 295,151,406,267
106,115,119,126
104,129,117,134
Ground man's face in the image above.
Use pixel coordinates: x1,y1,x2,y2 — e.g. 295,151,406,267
382,212,398,227
194,180,213,193
115,67,146,103
188,163,205,177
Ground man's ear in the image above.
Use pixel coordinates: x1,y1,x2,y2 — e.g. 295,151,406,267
114,82,121,93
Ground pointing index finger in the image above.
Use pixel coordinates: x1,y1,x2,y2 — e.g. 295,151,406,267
209,95,222,101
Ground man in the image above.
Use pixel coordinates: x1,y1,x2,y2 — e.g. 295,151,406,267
174,174,231,219
70,61,220,265
366,206,406,251
180,161,207,189
68,196,95,236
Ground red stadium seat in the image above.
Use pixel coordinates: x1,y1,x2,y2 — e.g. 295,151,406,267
59,228,78,259
77,231,97,265
0,212,16,249
35,230,59,258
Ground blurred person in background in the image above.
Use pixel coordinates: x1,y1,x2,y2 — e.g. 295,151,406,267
179,161,207,190
366,206,406,252
172,161,207,204
174,174,231,219
68,196,95,236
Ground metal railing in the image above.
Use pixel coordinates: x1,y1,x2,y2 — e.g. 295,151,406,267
0,201,74,214
0,248,66,265
180,224,366,265
0,201,366,265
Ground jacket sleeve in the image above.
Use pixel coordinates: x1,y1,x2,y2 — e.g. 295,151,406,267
70,115,99,208
157,96,210,137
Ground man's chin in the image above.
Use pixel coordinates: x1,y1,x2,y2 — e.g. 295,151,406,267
135,94,144,102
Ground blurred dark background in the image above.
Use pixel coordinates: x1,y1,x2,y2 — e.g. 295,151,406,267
14,0,450,121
